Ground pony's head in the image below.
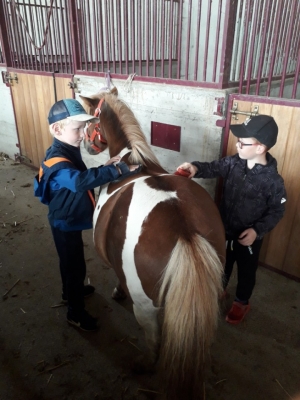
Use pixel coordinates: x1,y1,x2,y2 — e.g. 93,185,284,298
80,87,161,167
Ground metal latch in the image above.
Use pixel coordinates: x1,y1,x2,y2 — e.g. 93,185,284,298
230,102,259,120
68,77,81,93
1,71,18,86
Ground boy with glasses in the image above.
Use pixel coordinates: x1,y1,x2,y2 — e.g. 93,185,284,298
176,115,286,324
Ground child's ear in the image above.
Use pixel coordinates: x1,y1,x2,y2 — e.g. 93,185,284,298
53,123,62,135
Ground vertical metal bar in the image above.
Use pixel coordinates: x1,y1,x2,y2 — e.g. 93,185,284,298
266,1,284,96
238,0,252,93
245,0,261,93
275,0,290,76
23,3,33,70
55,0,63,72
39,2,47,71
116,0,122,74
279,0,297,97
68,0,79,73
124,0,129,74
255,0,271,95
146,0,150,76
85,0,93,72
287,3,300,73
36,1,47,71
193,0,202,81
184,0,192,80
161,0,165,77
138,1,142,76
60,1,68,73
80,0,87,71
176,0,183,80
0,0,12,66
153,0,157,77
131,0,135,73
202,0,212,81
104,0,110,72
13,2,25,69
111,0,116,73
98,1,105,72
91,1,98,72
291,48,300,99
212,0,223,82
168,0,174,78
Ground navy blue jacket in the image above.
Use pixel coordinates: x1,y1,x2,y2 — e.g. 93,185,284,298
192,153,286,240
34,138,120,231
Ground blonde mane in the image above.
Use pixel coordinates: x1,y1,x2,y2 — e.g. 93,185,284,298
99,92,161,167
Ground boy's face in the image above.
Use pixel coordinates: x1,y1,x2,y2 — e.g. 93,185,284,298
236,137,265,160
55,120,86,147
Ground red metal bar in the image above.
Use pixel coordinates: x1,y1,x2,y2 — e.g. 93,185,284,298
86,0,93,72
245,0,261,93
287,3,300,73
168,0,174,78
255,0,271,95
153,0,157,77
138,0,143,76
98,1,105,72
0,0,12,66
266,1,284,96
131,0,135,73
279,0,298,97
23,3,33,70
91,1,98,73
111,0,116,73
68,0,79,74
146,0,150,76
124,0,129,75
202,0,212,81
176,0,183,80
193,0,202,81
218,0,238,88
161,0,165,78
238,0,252,93
275,0,290,76
116,0,122,75
212,0,223,82
291,48,300,99
184,0,192,80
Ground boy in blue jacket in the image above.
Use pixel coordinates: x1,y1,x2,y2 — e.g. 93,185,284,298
35,99,138,331
177,115,286,325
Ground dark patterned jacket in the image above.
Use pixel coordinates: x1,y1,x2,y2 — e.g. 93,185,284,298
191,153,286,240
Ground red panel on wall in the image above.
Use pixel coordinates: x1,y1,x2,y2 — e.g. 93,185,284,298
151,121,181,152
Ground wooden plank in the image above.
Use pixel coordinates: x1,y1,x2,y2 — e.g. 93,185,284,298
55,77,73,100
22,74,40,167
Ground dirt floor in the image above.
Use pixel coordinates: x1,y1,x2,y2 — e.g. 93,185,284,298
0,156,300,400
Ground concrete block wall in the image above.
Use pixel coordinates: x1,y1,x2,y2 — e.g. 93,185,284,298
76,76,226,197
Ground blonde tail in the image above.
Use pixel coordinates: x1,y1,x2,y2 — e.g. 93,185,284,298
158,234,223,400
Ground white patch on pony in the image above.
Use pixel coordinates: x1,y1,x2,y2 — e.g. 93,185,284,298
122,179,177,344
94,176,177,345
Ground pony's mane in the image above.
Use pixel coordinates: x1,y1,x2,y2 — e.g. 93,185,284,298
94,91,161,167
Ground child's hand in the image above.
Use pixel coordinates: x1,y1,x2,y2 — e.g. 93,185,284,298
238,228,257,246
176,162,198,178
105,156,121,166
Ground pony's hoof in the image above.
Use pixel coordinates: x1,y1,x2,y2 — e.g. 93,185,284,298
111,287,127,301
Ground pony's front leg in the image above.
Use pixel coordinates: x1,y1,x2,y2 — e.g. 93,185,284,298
132,303,160,373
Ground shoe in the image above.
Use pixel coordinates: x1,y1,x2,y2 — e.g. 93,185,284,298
62,285,95,304
225,301,250,325
67,309,98,332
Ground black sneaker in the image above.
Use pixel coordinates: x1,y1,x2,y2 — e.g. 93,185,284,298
62,285,95,304
67,310,98,332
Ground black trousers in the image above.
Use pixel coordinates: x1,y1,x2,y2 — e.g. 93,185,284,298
223,237,263,302
51,227,86,313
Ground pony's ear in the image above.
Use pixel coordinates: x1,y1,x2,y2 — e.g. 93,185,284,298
111,87,118,96
79,95,99,109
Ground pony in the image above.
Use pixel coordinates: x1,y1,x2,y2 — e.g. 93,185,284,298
80,88,225,399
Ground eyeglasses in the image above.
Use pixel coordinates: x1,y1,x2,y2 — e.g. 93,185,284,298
237,140,260,149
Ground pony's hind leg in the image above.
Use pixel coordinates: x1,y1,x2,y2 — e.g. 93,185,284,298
111,281,127,301
132,303,160,373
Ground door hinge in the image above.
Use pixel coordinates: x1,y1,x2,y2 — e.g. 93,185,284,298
1,71,18,86
68,77,81,93
230,102,259,120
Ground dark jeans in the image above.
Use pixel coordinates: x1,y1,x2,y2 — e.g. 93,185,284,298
223,237,263,302
51,227,86,313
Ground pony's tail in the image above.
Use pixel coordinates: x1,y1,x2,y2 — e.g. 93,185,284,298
158,234,223,400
